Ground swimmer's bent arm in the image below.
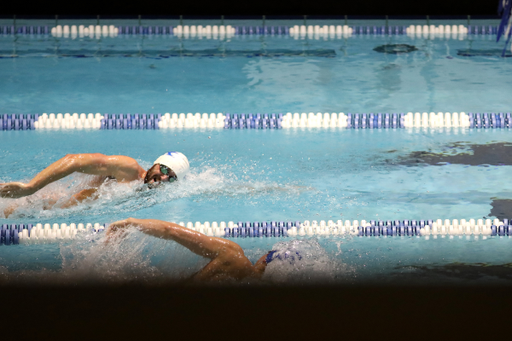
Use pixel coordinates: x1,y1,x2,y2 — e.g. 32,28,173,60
0,153,142,198
107,218,242,260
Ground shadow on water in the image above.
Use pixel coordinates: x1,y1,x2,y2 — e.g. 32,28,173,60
393,262,512,282
457,49,512,57
391,142,512,166
388,142,512,219
373,44,418,54
0,49,337,58
490,199,512,220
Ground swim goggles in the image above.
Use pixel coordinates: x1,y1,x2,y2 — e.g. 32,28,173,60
159,164,177,182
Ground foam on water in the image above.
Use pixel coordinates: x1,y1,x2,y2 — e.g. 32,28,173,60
262,239,354,284
59,228,207,284
0,228,206,285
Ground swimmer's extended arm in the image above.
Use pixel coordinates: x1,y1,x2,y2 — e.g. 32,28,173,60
0,153,144,198
107,218,243,260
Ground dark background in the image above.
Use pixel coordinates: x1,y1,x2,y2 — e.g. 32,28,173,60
5,285,512,340
0,0,502,18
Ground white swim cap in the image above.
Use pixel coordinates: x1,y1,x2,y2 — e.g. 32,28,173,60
153,152,190,180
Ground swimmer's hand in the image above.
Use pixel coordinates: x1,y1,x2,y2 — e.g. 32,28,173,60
105,218,136,242
0,182,35,198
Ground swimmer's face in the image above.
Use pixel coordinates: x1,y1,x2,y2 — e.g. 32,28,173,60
144,164,177,188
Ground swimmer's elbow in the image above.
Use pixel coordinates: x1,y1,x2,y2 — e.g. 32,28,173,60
63,153,86,166
63,154,77,161
222,241,244,257
126,217,138,225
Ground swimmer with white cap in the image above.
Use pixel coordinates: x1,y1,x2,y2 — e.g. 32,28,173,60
0,152,189,215
146,152,190,188
107,218,299,283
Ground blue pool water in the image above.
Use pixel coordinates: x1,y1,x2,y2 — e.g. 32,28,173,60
1,20,512,285
2,129,512,224
1,21,511,114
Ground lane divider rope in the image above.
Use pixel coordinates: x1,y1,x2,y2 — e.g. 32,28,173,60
2,112,510,131
1,218,510,245
0,25,500,39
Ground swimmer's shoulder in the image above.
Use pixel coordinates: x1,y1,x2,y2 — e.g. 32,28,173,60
87,154,142,170
101,155,144,170
119,156,146,181
88,155,143,182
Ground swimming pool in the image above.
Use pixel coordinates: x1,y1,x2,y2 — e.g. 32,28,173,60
1,18,512,285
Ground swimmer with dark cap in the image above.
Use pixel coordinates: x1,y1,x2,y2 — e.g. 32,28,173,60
107,218,294,283
0,152,189,214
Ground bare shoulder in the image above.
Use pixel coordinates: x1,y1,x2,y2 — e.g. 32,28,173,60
108,155,144,180
85,154,140,169
193,243,253,282
73,154,143,180
107,155,140,166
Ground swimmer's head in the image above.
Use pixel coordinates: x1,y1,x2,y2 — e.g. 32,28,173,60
144,152,190,188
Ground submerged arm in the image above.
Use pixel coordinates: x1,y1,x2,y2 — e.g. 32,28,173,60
58,188,99,209
55,173,107,209
107,218,242,259
4,175,104,217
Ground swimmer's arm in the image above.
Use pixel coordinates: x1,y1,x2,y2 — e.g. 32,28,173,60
107,218,242,259
57,174,107,209
58,188,100,209
0,154,142,198
4,187,99,217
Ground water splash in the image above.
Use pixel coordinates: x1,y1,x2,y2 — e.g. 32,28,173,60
58,228,209,284
0,228,208,285
262,238,354,284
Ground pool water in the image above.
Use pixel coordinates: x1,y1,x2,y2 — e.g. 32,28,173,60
1,20,512,285
1,23,511,114
2,129,512,224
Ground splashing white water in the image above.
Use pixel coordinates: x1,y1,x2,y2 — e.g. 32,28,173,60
262,239,354,284
58,228,208,284
0,228,208,285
